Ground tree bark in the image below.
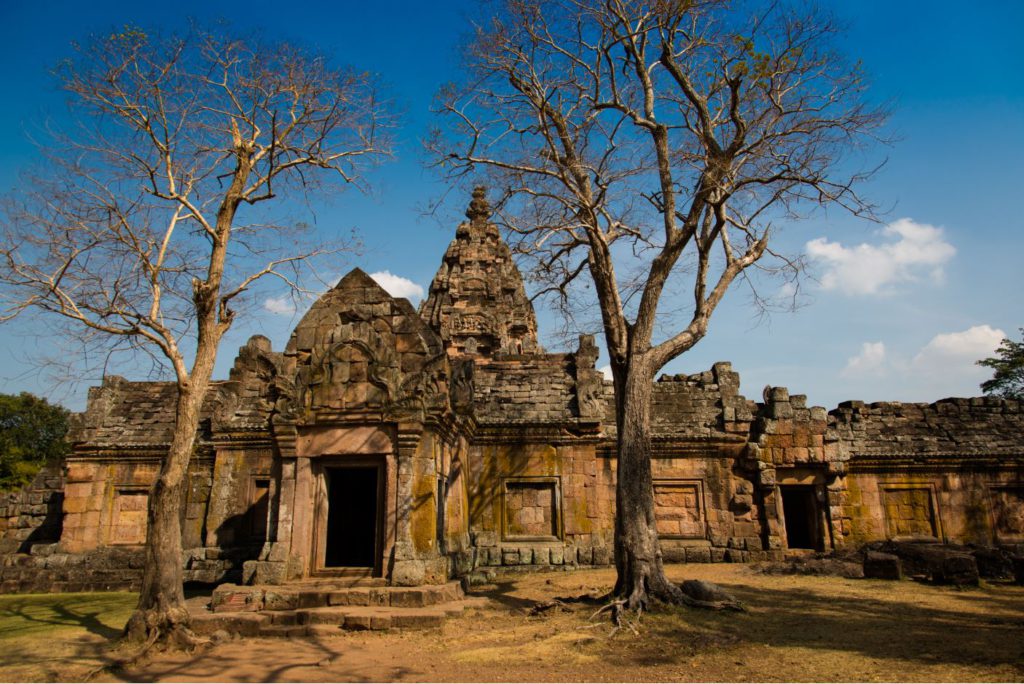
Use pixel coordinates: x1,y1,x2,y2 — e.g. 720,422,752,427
123,379,208,648
124,327,220,648
612,355,683,609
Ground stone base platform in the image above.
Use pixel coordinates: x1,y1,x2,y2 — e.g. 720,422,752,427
191,580,484,636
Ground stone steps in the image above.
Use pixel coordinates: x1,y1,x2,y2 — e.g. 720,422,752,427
290,575,385,588
195,581,481,637
191,599,483,637
212,580,464,613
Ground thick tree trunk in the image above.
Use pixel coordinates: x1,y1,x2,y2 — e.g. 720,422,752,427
612,357,683,609
121,167,239,651
123,369,214,648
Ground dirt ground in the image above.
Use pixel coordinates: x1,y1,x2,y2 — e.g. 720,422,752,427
3,564,1023,682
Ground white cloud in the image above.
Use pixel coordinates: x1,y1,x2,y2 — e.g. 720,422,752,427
806,218,956,296
369,271,425,303
840,341,887,378
263,295,296,316
838,325,1005,400
911,325,1006,371
598,364,614,381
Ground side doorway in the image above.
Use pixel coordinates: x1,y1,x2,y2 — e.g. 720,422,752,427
779,485,824,551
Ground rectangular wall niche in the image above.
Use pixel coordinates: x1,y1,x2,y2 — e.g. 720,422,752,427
111,488,148,545
653,480,706,539
882,486,938,539
249,478,271,543
990,486,1024,541
502,478,560,541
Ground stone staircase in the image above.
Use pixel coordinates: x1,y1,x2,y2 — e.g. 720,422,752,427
190,578,483,637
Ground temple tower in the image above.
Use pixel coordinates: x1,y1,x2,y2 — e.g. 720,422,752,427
420,187,540,357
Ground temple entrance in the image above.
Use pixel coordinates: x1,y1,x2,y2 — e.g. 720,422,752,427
780,485,822,550
324,466,381,568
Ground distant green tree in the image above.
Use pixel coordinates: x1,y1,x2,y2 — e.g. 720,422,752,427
0,393,69,491
978,328,1024,399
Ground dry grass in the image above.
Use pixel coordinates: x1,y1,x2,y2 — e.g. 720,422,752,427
3,564,1023,682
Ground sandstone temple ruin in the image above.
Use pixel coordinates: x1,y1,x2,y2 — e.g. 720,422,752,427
1,189,1022,593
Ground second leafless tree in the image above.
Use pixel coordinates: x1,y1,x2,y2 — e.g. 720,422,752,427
433,0,887,611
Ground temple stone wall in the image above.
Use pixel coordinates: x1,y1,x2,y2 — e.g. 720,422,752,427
441,434,473,574
473,356,577,423
649,454,763,563
828,398,1024,548
0,462,64,554
60,458,159,553
205,447,274,550
466,440,615,568
841,470,1024,547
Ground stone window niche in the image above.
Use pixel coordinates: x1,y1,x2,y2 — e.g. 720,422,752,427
882,484,940,540
110,487,148,545
502,478,561,541
653,479,706,539
989,486,1024,542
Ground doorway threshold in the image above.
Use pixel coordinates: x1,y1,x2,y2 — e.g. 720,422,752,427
311,567,375,578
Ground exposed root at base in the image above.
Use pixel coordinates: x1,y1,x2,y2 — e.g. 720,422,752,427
82,624,211,682
590,577,745,632
590,599,643,636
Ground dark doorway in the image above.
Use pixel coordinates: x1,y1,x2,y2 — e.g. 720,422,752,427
324,467,379,567
780,486,821,550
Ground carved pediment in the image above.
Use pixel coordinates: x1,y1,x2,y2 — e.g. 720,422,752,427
300,335,397,413
283,268,450,424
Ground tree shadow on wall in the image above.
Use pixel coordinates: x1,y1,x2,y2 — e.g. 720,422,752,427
464,437,542,544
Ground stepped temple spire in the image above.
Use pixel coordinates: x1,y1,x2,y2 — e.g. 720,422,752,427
421,187,540,357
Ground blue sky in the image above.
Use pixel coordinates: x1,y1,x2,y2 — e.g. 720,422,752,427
0,0,1021,411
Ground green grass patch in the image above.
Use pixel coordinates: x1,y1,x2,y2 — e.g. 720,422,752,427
0,591,136,641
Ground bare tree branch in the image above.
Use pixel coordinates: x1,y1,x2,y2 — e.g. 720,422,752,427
0,24,393,648
431,0,888,612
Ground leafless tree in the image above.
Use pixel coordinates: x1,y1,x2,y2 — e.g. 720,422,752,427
0,26,391,648
432,0,887,611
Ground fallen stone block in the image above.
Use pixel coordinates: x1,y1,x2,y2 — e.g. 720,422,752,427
932,553,978,586
863,551,902,580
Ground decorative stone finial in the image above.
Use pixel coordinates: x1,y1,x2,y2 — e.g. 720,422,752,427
465,186,491,222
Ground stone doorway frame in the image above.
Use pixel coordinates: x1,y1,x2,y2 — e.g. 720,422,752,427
778,484,824,550
775,468,832,552
311,456,387,577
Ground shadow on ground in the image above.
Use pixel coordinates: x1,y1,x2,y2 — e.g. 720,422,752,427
624,576,1024,672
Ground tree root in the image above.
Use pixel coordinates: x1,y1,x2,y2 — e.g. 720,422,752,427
82,623,211,682
589,576,744,632
590,598,643,637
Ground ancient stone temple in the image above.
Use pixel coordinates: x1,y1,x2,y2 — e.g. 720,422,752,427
1,188,1022,593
